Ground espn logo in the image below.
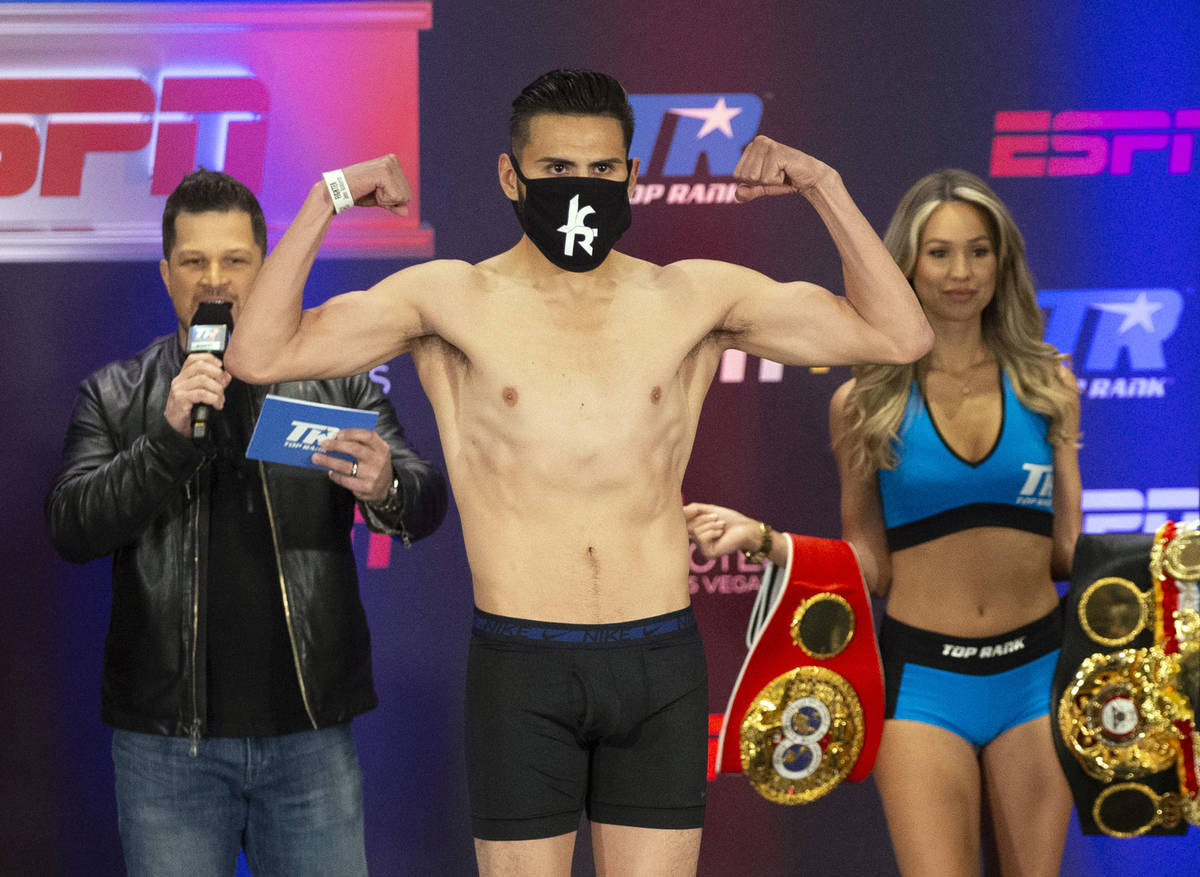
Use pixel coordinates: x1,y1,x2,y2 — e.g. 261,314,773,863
0,76,268,197
990,109,1200,177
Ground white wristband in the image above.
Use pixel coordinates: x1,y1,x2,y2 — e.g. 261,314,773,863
322,169,354,214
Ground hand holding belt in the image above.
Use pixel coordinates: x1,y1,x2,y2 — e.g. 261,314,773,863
716,532,884,804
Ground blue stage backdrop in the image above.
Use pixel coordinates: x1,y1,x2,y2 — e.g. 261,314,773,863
5,1,1199,874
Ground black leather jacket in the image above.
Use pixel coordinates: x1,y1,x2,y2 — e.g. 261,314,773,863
45,334,447,742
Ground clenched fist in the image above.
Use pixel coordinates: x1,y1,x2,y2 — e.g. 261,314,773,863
339,154,413,217
732,135,834,202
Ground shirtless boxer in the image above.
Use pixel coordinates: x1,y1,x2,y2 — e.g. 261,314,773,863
225,69,932,877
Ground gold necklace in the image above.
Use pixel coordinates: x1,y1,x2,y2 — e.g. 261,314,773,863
929,358,993,396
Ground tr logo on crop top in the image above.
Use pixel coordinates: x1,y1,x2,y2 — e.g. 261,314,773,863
877,370,1054,552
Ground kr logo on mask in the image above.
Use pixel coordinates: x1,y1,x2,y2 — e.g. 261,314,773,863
558,195,598,256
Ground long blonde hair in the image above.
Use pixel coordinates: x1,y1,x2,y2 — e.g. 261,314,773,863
841,169,1076,476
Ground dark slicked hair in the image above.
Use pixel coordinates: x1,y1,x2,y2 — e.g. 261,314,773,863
510,69,635,156
161,168,267,259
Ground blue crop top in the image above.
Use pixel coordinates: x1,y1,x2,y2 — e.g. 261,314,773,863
877,370,1055,552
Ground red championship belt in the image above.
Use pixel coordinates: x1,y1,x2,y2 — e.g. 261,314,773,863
716,532,884,804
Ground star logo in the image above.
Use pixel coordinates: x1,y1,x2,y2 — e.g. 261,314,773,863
1094,291,1164,334
669,97,743,139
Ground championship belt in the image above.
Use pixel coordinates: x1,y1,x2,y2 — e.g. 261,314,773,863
1054,521,1200,836
716,532,884,804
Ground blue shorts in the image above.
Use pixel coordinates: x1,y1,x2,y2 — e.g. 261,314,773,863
880,608,1062,748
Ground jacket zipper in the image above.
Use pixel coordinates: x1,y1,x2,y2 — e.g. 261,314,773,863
396,506,413,549
259,459,318,729
187,467,203,756
250,382,318,729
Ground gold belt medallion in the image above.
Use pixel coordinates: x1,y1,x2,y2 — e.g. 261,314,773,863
1059,520,1200,835
1092,781,1200,837
1057,646,1183,783
739,666,864,804
1077,577,1150,647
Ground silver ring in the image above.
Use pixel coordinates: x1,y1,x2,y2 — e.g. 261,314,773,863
350,462,358,478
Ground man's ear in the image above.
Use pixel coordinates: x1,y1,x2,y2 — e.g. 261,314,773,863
625,157,640,197
498,153,520,201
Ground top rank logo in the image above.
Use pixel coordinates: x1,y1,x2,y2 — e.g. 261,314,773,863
1039,288,1183,399
628,93,764,206
1018,463,1054,507
990,109,1199,177
284,420,340,449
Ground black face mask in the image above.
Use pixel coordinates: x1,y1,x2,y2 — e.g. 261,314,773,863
509,155,632,272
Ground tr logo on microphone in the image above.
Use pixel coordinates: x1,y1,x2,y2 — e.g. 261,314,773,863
186,324,229,353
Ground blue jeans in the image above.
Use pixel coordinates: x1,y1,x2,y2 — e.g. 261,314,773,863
112,724,368,877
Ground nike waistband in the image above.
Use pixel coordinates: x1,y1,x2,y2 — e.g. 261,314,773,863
471,605,697,647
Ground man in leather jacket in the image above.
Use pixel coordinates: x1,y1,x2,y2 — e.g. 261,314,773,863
44,169,447,877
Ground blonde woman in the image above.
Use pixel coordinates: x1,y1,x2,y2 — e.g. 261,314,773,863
688,169,1080,875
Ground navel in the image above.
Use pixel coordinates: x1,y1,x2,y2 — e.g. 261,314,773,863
650,386,662,404
502,386,518,407
585,546,600,592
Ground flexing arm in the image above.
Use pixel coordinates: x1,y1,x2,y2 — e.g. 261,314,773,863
829,380,892,595
709,136,933,367
225,156,431,384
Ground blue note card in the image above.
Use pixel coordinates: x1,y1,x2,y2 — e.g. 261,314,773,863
245,394,379,469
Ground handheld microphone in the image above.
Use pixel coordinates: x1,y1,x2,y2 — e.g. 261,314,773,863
186,301,234,441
